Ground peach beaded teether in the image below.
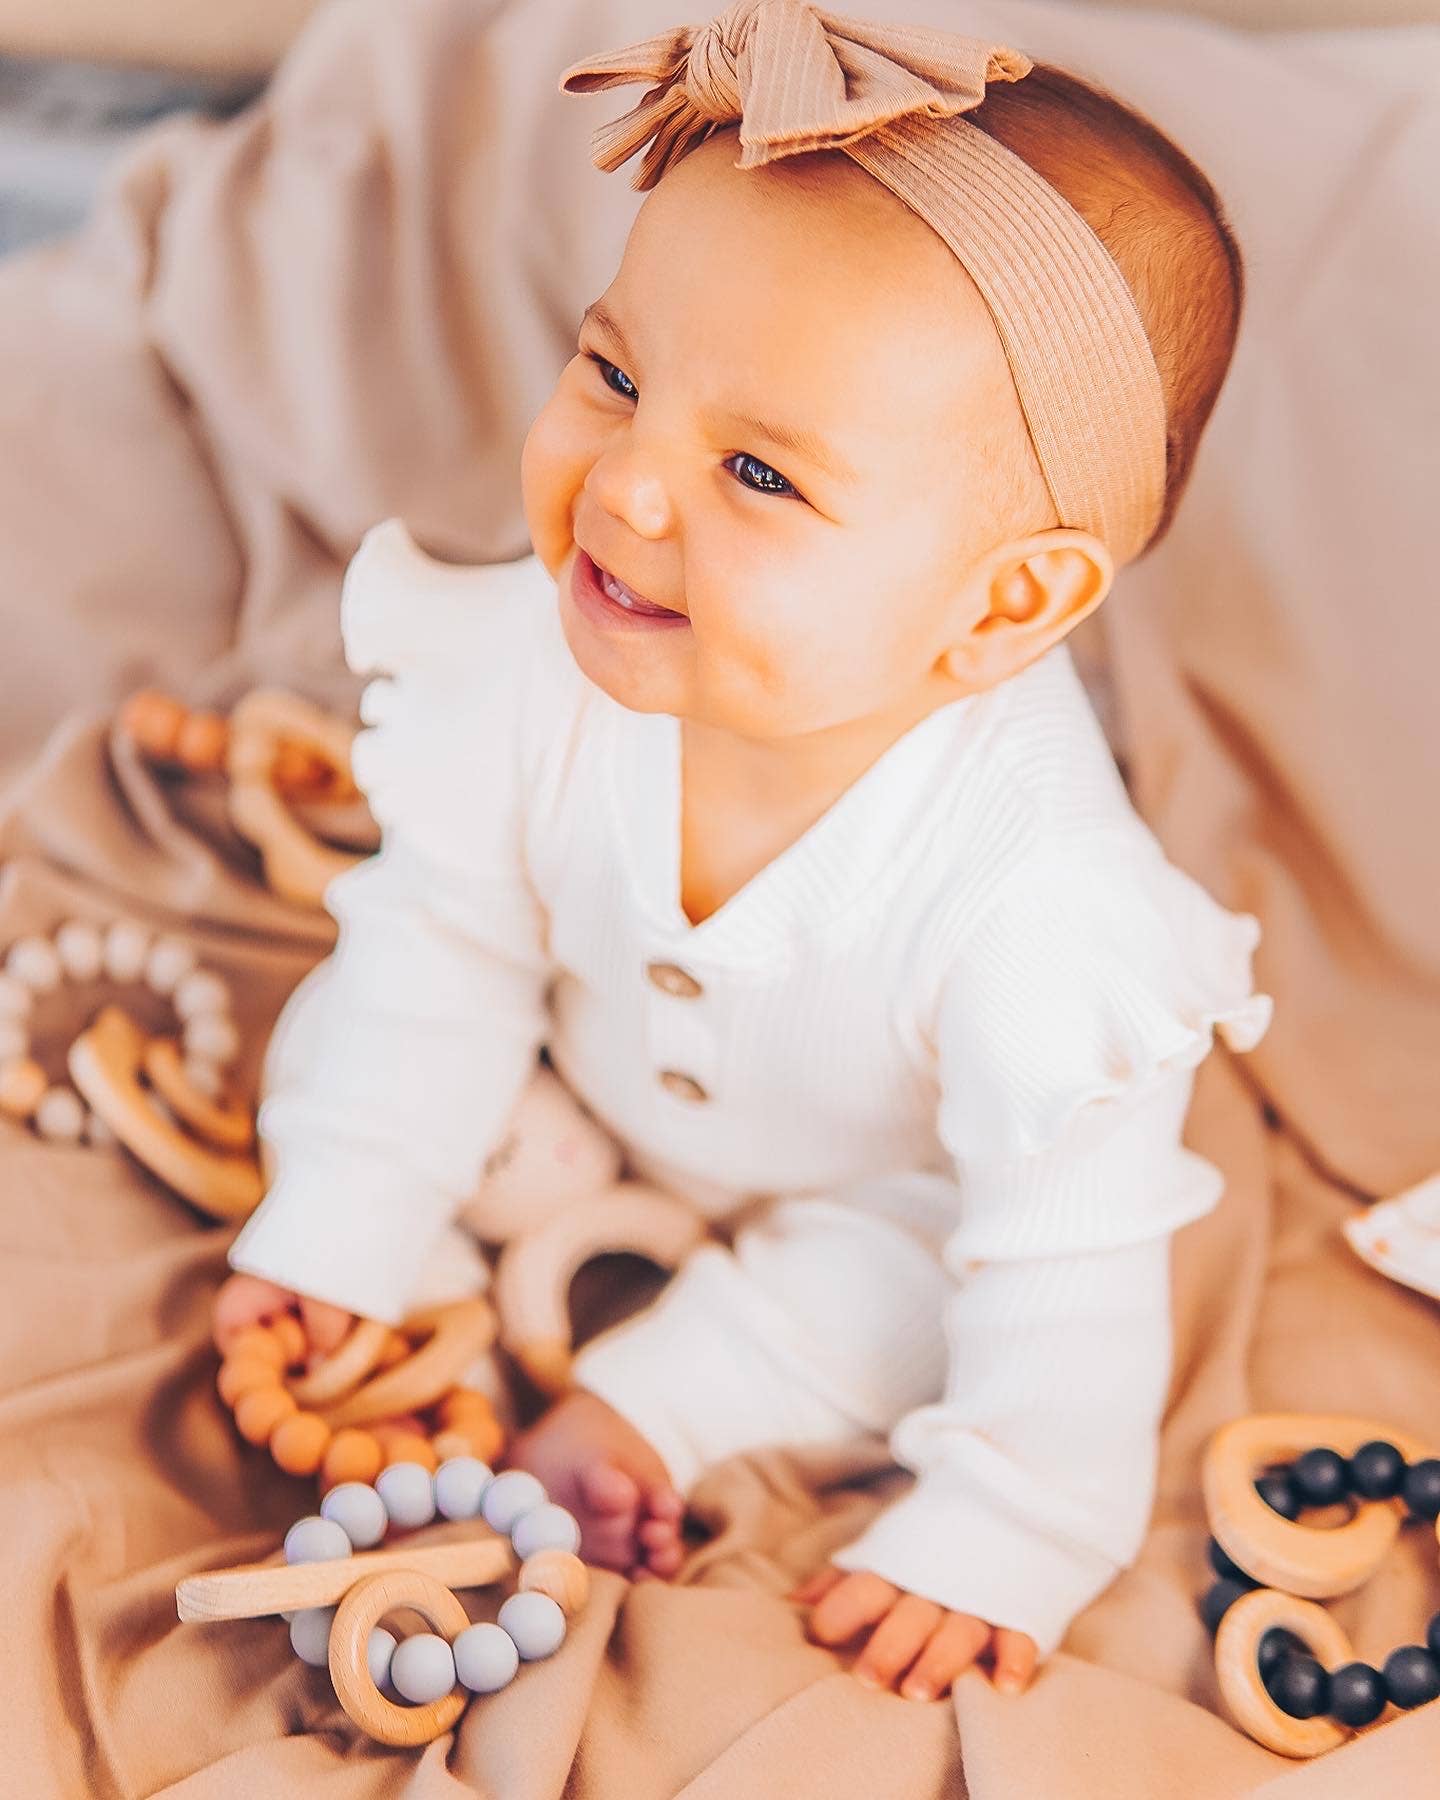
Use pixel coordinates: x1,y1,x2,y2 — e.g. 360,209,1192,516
175,1456,591,1747
0,918,262,1219
1198,1413,1440,1757
216,1301,505,1486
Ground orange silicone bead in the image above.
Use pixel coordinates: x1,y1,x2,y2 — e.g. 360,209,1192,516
269,1411,332,1476
217,1356,282,1409
375,1429,438,1472
121,691,186,760
0,1057,47,1120
321,1429,385,1491
439,1388,492,1429
431,1431,476,1464
226,1325,285,1370
269,1314,308,1367
175,709,228,773
234,1386,298,1445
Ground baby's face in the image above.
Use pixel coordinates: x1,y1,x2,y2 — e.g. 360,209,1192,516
522,130,1050,740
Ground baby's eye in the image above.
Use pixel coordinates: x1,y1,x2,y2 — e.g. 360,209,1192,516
587,354,637,402
725,453,796,498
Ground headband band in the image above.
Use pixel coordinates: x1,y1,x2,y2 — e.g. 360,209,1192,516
560,0,1168,565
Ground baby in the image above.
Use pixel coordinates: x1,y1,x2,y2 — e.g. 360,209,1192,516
216,5,1272,1705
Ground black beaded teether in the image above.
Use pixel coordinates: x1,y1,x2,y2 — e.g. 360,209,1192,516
1201,1438,1440,1728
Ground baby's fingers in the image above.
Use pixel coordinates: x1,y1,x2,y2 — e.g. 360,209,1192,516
989,1628,1038,1694
789,1565,845,1606
299,1295,353,1357
899,1613,993,1701
807,1571,899,1645
852,1594,944,1692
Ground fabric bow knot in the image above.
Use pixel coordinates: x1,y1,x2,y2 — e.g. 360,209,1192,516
560,0,1033,189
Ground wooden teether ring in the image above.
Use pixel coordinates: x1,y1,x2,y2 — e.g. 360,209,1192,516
329,1569,469,1747
226,689,364,907
1214,1588,1355,1758
319,1301,496,1430
69,1007,263,1220
289,1318,393,1409
141,1037,254,1153
1203,1414,1432,1597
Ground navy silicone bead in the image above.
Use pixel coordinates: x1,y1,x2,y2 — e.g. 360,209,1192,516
1401,1459,1440,1522
1329,1662,1387,1728
1382,1645,1440,1710
1207,1539,1255,1586
1201,1578,1250,1635
1292,1448,1348,1509
1254,1471,1302,1520
1426,1610,1440,1663
1258,1629,1306,1680
1347,1440,1405,1501
1267,1655,1330,1720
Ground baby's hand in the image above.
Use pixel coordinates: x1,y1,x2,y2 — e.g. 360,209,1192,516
505,1388,686,1580
213,1272,353,1361
789,1566,1037,1701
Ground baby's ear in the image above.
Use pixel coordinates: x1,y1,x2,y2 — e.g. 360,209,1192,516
940,529,1112,689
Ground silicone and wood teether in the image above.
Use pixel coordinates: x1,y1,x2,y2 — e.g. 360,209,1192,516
216,1301,505,1488
0,919,261,1219
176,1456,591,1746
1199,1412,1440,1757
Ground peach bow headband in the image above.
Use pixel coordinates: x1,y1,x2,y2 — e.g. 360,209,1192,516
560,0,1168,565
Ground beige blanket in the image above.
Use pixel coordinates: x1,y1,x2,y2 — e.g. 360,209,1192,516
2,0,1438,1794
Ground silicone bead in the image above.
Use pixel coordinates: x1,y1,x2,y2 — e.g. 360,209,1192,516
0,1020,27,1062
367,1626,398,1690
1257,1630,1306,1679
498,1592,566,1661
1267,1654,1329,1719
176,710,228,772
1207,1539,1254,1586
434,1457,494,1521
290,1606,336,1666
269,1314,308,1366
1427,1609,1440,1662
322,1429,384,1491
389,1633,457,1704
55,920,104,983
482,1470,548,1535
321,1481,389,1550
1201,1579,1250,1634
270,1412,331,1477
1254,1471,1301,1520
453,1622,521,1693
6,936,62,994
1329,1661,1387,1727
1401,1459,1440,1521
283,1515,353,1566
227,1326,285,1369
35,1087,85,1143
511,1503,582,1560
181,1057,224,1101
234,1386,297,1445
216,1355,280,1407
375,1461,436,1529
0,1057,47,1119
0,973,34,1019
375,1428,437,1472
1383,1644,1440,1709
184,1013,240,1068
144,936,197,997
1291,1448,1348,1509
174,970,230,1022
1348,1440,1405,1500
122,691,185,758
102,921,151,983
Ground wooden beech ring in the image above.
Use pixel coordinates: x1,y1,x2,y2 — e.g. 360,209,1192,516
493,1182,707,1397
329,1570,470,1747
69,1007,263,1220
141,1037,255,1153
226,689,364,907
1214,1588,1355,1758
319,1301,497,1430
289,1318,394,1409
1203,1414,1433,1597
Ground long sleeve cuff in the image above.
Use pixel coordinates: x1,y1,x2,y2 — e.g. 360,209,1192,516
830,1473,1122,1660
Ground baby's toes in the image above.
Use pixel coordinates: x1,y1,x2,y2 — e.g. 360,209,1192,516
581,1513,645,1571
579,1460,643,1519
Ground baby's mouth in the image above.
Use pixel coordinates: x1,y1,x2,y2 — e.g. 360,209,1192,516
592,556,686,618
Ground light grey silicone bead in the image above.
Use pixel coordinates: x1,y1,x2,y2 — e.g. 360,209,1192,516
434,1456,494,1521
283,1515,353,1565
375,1461,437,1530
510,1503,582,1560
498,1592,566,1661
321,1481,389,1550
290,1606,337,1666
481,1470,547,1535
367,1627,398,1690
389,1633,457,1704
453,1622,520,1693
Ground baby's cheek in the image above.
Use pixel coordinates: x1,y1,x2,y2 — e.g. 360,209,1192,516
520,384,590,574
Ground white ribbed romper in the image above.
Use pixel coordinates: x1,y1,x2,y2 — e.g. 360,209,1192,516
231,520,1272,1656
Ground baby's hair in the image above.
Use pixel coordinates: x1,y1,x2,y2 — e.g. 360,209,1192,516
965,62,1244,555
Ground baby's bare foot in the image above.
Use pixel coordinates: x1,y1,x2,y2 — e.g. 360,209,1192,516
507,1389,686,1579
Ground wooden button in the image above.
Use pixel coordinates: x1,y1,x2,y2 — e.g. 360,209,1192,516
647,961,703,998
658,1070,708,1103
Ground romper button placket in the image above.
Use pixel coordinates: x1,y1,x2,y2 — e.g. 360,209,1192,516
658,1070,708,1103
646,961,703,999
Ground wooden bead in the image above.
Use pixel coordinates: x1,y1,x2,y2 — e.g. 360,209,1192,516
227,1326,285,1370
375,1429,438,1473
270,1411,333,1476
175,710,228,773
35,1087,85,1142
321,1429,385,1491
234,1386,298,1445
270,1313,308,1367
120,691,186,760
518,1549,590,1617
0,1056,47,1120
